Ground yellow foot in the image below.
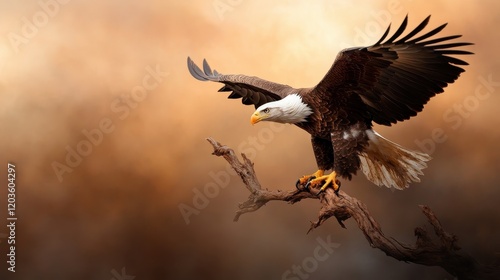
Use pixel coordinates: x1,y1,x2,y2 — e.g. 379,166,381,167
296,170,324,190
306,171,340,194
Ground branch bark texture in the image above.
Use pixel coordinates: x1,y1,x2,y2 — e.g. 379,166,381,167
207,137,498,280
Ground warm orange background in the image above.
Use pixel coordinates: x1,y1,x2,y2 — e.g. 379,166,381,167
0,1,499,279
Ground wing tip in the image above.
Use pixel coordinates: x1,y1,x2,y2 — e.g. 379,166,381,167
202,59,213,76
187,57,215,81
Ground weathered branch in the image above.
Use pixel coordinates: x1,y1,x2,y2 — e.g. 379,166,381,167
207,137,499,280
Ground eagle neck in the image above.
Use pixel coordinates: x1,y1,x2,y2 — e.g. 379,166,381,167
277,94,313,124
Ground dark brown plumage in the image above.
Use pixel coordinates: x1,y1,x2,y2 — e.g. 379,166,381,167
187,15,473,190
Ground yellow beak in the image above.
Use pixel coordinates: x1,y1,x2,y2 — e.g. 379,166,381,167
250,112,263,125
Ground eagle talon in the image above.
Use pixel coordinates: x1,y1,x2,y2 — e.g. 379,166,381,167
316,188,325,196
297,171,323,192
304,176,316,191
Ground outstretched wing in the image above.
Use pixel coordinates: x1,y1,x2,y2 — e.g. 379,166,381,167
187,57,295,108
314,15,473,126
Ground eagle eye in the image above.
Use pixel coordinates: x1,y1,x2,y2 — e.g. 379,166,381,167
262,108,270,114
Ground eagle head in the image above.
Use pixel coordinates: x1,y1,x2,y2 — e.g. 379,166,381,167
250,94,312,125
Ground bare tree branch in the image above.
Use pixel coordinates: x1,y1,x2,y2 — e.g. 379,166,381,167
207,137,499,280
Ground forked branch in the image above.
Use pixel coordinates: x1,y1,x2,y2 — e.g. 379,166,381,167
207,137,498,280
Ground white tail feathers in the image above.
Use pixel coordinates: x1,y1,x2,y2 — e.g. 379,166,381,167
359,130,431,190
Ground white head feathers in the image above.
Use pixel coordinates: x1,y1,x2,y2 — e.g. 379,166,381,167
255,94,313,124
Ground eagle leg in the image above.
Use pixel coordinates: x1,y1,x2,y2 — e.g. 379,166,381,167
305,171,340,195
296,170,325,191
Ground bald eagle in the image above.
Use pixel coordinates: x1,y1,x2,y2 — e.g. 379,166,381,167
187,15,472,193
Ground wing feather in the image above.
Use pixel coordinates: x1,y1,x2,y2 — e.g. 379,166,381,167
314,15,473,126
407,23,448,44
395,15,430,43
202,59,213,76
385,15,408,43
187,57,295,108
374,23,391,45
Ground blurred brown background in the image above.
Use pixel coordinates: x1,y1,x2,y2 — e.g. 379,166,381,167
0,0,498,279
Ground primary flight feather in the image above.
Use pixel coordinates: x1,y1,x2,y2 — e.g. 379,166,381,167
187,15,473,192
